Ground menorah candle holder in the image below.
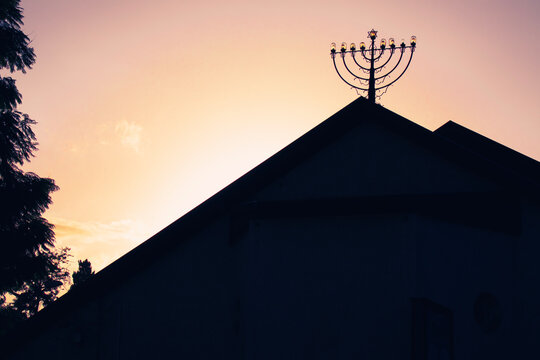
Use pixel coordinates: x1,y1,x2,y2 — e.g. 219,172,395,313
331,29,416,103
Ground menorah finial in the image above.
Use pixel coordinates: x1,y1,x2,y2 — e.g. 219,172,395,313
331,29,416,103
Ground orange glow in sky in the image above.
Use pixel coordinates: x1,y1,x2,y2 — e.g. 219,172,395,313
14,0,540,272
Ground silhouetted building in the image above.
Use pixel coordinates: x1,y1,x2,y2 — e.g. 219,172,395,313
3,98,540,359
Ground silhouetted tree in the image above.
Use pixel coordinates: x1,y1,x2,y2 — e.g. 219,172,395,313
71,259,95,288
11,248,71,318
0,0,64,317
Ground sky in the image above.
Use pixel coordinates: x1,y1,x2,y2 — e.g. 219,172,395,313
11,0,540,272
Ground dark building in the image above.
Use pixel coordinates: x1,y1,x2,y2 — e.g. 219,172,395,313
3,98,540,359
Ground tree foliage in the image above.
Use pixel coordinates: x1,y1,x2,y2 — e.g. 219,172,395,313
0,0,35,73
11,248,71,318
71,259,95,289
0,0,66,319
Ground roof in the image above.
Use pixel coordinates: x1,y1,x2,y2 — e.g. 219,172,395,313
435,120,540,184
2,96,540,352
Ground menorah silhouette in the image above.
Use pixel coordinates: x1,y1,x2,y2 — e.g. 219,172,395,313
331,29,416,103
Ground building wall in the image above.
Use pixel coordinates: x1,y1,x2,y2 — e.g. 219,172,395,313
7,117,538,359
515,200,540,358
239,214,415,360
9,217,238,359
256,119,499,202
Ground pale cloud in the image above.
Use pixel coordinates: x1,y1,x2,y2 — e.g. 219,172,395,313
115,120,143,152
51,217,148,273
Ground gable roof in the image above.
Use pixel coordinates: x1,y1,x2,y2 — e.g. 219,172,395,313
435,121,540,184
2,96,540,352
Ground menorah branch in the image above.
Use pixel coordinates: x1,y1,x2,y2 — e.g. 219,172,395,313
374,49,415,91
360,49,372,63
342,56,370,82
374,49,404,81
351,53,371,73
332,54,369,92
373,48,395,72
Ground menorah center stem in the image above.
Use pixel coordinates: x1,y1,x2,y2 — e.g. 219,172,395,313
368,38,376,103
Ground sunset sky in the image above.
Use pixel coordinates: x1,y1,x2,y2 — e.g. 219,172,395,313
13,0,540,272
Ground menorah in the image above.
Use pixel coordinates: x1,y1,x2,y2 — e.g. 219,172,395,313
331,29,416,103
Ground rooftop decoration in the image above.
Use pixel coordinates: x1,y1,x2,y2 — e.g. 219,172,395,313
331,29,416,103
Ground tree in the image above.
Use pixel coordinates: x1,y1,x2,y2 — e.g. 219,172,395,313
71,259,95,289
11,247,71,318
0,0,65,317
